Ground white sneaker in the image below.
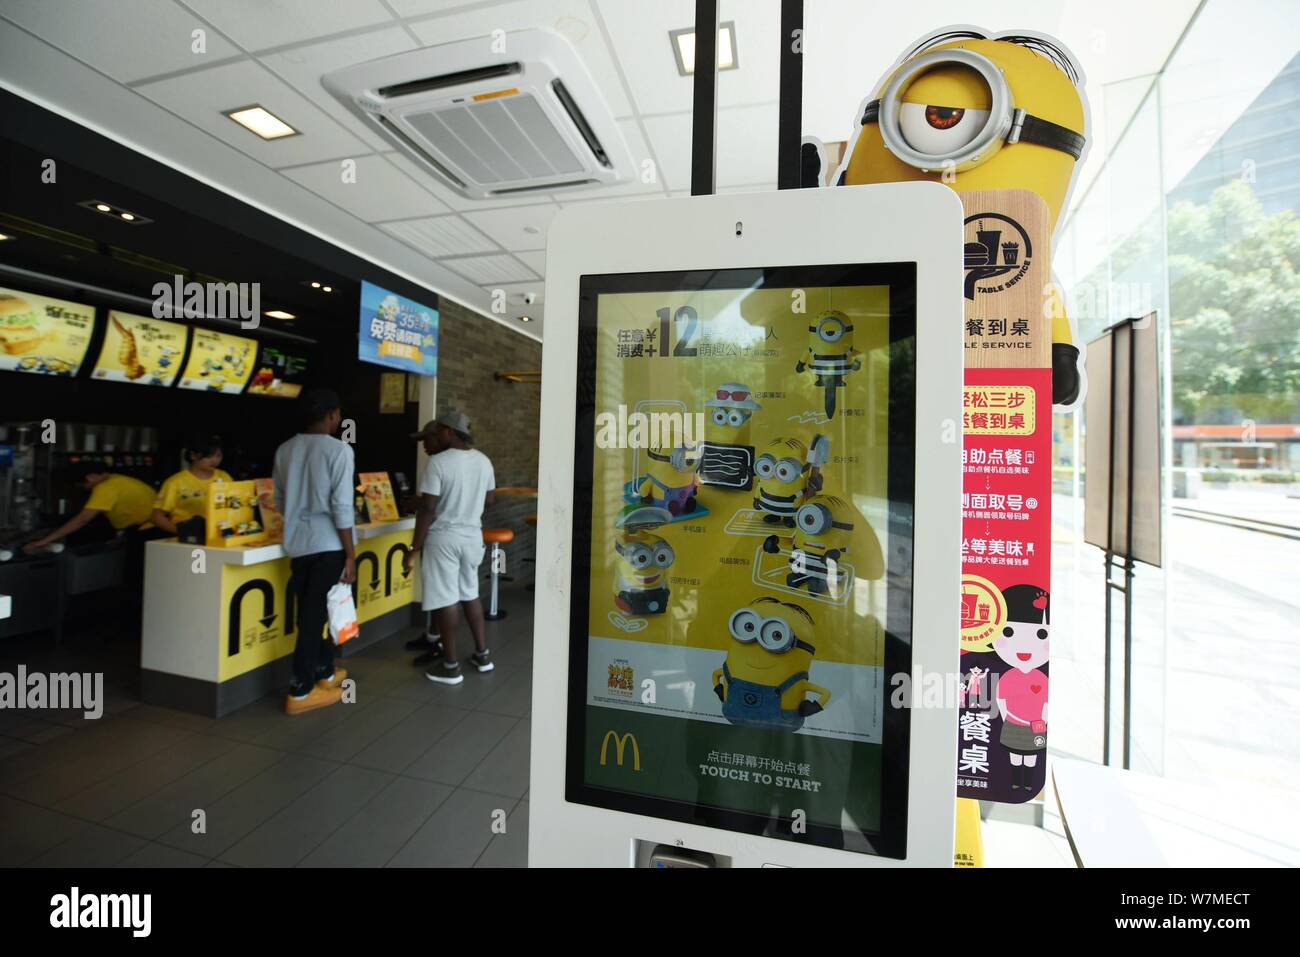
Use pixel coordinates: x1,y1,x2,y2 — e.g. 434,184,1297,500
426,661,464,686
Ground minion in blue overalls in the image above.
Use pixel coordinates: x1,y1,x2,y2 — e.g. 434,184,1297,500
712,597,831,732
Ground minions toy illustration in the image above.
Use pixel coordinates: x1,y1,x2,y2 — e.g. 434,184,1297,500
612,529,675,616
634,444,699,517
795,310,861,419
697,382,761,491
763,493,856,595
752,435,827,526
815,28,1090,407
712,597,831,732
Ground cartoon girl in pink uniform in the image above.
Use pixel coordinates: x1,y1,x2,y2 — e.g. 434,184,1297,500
992,585,1050,792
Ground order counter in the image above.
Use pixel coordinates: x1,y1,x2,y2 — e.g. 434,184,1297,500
141,517,421,717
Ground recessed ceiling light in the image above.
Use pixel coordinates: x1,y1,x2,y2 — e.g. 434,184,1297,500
669,22,738,76
265,310,296,320
519,315,532,322
322,286,332,293
310,281,321,288
224,105,298,140
0,233,12,241
79,199,152,224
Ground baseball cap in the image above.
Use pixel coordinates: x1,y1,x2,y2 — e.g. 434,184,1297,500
411,408,472,440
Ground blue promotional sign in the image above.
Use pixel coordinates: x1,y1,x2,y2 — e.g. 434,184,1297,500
358,280,438,377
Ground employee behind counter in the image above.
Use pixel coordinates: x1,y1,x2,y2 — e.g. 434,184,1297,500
23,463,155,553
150,434,232,535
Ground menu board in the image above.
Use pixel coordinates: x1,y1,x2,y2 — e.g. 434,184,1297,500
357,472,400,523
246,345,308,398
358,280,438,377
568,264,917,857
92,310,188,386
178,329,256,393
0,286,95,376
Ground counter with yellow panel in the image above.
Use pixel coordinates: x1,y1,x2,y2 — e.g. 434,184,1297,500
140,518,421,716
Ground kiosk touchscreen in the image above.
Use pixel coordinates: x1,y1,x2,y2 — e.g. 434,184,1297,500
531,184,964,867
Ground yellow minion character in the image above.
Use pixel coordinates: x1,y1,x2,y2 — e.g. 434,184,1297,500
795,310,861,418
635,444,699,516
612,529,674,616
752,436,824,526
712,597,831,732
763,492,857,595
825,28,1089,406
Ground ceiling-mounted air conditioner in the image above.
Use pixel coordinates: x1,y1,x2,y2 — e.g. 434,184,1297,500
323,28,632,200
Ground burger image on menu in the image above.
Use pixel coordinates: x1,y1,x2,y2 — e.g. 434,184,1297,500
0,294,45,355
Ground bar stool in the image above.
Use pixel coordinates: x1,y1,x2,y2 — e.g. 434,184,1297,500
482,527,514,620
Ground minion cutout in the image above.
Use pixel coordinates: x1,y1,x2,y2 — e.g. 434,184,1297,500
763,493,857,595
712,597,831,732
752,436,826,526
632,444,700,517
612,529,675,616
815,28,1090,407
991,584,1050,791
795,310,861,419
698,383,761,491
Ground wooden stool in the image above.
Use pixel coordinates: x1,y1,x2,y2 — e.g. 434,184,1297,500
482,527,514,620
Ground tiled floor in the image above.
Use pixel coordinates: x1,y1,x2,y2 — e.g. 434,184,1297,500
0,584,534,868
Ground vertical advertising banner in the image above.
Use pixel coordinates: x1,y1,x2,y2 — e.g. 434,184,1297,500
957,191,1052,803
569,265,920,855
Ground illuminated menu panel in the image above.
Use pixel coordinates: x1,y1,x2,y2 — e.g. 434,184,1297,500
177,329,257,393
92,310,188,386
0,286,95,377
246,345,308,399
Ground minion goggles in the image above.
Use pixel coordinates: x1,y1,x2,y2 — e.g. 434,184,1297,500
728,608,816,655
864,48,1086,173
755,454,810,484
616,539,675,569
795,503,854,536
810,314,852,343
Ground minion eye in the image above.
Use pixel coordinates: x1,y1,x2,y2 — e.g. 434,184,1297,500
754,456,775,478
775,460,799,483
817,320,843,343
631,549,651,568
758,618,791,651
726,409,744,427
728,609,762,642
797,504,827,534
898,102,990,156
712,408,727,425
654,545,674,567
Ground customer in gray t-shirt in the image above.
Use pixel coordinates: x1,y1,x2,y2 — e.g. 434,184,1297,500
272,388,357,715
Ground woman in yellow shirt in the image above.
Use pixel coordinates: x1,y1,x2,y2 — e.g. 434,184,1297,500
151,434,232,534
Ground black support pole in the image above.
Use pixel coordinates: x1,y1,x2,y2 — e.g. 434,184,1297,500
777,0,804,189
691,0,719,196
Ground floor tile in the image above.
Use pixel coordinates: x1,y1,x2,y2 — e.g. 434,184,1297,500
348,702,468,774
387,787,512,867
476,670,531,719
462,719,531,799
475,799,529,868
0,796,91,866
29,822,148,867
120,841,210,868
293,696,423,762
403,712,517,787
298,776,452,868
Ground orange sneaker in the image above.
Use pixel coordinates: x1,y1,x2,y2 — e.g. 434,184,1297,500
316,667,349,690
284,685,343,715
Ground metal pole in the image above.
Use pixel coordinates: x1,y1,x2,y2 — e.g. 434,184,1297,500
1123,320,1138,770
1103,331,1118,766
777,0,804,189
691,0,719,196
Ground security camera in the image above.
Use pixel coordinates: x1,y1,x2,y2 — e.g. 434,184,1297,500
523,292,537,304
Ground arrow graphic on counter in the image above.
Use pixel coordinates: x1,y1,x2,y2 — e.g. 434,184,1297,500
228,578,276,656
386,542,412,597
356,551,380,591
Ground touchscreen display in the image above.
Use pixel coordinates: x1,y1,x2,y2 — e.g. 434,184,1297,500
568,264,917,857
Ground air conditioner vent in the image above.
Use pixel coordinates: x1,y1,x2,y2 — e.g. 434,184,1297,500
324,29,631,200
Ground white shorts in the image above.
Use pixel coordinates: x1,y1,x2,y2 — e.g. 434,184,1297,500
420,538,485,610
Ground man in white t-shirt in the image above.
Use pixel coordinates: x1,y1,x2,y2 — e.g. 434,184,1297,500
403,409,496,685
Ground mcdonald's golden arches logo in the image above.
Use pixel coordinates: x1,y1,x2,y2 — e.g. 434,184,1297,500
599,730,641,770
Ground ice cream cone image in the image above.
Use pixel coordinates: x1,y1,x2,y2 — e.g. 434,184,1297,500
111,315,147,380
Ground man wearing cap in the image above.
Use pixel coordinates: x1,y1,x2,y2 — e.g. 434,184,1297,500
403,410,497,685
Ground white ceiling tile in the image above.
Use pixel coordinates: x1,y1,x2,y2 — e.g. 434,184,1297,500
135,59,371,167
406,0,632,117
595,0,778,116
179,0,394,53
387,0,473,16
282,154,448,221
381,215,499,258
642,105,778,192
513,249,547,275
443,254,537,285
461,203,560,252
641,112,692,194
260,27,418,150
1,0,242,84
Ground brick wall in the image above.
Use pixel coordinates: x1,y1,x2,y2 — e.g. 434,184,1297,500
437,299,541,581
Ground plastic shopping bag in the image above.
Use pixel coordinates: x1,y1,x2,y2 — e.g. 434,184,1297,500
327,583,359,645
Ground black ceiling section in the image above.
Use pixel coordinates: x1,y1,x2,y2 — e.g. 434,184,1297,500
0,88,442,332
